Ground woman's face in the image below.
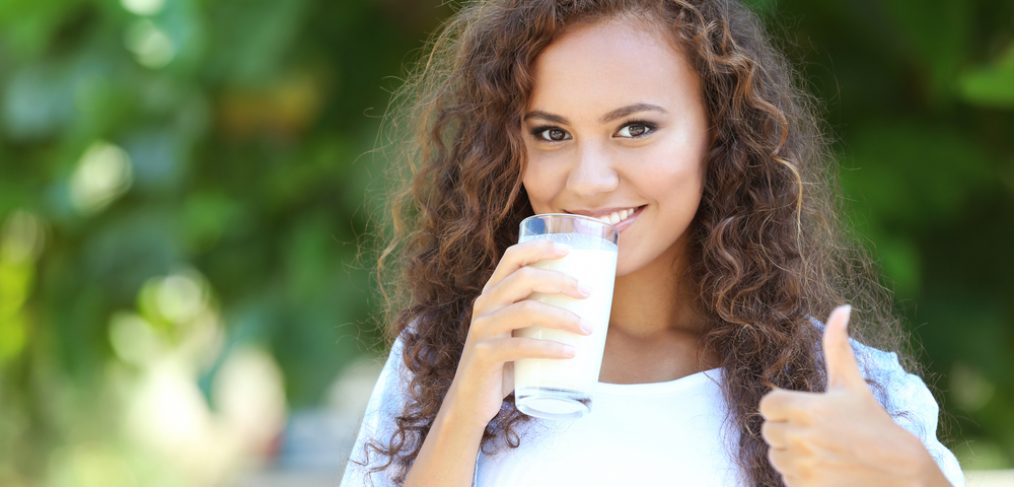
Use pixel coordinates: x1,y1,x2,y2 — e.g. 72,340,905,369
521,16,710,277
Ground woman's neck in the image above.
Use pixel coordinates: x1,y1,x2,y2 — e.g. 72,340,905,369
600,237,718,383
609,236,707,340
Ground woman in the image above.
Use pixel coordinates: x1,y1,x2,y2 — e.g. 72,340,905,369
342,1,965,485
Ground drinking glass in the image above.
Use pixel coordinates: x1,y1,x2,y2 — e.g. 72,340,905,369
514,213,619,419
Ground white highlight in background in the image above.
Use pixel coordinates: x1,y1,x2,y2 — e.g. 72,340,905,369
125,19,176,68
70,141,133,214
120,0,165,16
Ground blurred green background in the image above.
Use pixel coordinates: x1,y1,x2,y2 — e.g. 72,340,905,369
0,0,1011,485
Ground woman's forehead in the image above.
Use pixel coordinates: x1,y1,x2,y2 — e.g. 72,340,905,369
526,16,701,118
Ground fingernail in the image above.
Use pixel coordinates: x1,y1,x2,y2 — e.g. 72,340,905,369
578,285,592,297
837,304,852,321
553,243,571,254
580,322,593,334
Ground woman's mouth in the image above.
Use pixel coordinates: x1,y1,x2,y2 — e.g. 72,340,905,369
608,205,645,233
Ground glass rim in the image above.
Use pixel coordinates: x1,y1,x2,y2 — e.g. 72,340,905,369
520,212,614,229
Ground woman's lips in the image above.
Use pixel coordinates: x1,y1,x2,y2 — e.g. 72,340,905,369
613,205,645,233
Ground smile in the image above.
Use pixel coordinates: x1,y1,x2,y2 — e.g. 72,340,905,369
565,205,646,231
608,205,645,232
599,207,637,225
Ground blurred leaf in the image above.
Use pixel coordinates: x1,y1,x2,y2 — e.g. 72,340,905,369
839,121,994,228
881,0,971,101
204,0,309,84
179,191,248,253
0,0,80,61
2,63,77,140
959,43,1014,107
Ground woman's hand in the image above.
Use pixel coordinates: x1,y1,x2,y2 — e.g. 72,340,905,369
759,305,952,487
443,239,591,431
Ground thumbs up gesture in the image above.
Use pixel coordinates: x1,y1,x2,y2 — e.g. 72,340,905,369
758,305,953,486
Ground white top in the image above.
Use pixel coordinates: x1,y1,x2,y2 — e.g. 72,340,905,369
474,367,742,486
340,330,966,487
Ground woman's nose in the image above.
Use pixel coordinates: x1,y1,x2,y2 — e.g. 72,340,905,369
565,146,619,197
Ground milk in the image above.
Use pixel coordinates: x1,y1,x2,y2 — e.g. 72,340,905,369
514,232,617,417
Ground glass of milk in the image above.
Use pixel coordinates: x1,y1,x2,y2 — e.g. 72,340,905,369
514,213,618,420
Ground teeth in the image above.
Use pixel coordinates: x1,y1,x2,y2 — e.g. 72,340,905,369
600,207,636,225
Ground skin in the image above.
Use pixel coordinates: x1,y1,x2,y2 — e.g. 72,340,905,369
520,15,715,382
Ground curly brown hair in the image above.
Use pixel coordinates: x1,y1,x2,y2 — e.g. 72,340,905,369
360,1,913,485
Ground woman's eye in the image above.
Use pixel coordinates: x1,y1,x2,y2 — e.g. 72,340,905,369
616,122,655,138
532,127,571,142
530,122,654,142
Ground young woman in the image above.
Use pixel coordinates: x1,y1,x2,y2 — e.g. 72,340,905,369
341,1,965,485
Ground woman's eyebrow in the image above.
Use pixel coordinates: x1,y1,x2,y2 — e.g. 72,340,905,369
523,103,668,124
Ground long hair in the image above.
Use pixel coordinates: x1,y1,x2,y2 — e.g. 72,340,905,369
362,1,912,485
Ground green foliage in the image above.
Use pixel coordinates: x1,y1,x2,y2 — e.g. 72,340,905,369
0,0,1011,484
960,45,1014,107
0,0,448,484
775,0,1014,469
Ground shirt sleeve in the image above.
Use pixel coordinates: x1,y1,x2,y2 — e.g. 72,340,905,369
863,349,966,487
340,332,413,487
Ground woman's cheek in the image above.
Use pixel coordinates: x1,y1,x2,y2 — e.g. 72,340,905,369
521,167,557,210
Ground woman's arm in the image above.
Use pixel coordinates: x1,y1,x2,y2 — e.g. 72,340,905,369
340,331,488,487
402,393,486,487
878,356,964,487
917,453,957,487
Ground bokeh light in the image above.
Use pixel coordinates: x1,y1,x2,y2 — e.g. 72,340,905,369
69,142,133,215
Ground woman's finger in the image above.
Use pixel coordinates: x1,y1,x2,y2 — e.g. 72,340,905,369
758,388,820,425
767,432,817,484
767,446,795,475
483,239,569,293
472,300,590,339
473,264,585,316
485,265,588,306
780,474,802,487
474,336,576,365
760,420,790,450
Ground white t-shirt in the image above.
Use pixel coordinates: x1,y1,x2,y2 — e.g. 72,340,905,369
340,330,966,487
474,367,742,486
